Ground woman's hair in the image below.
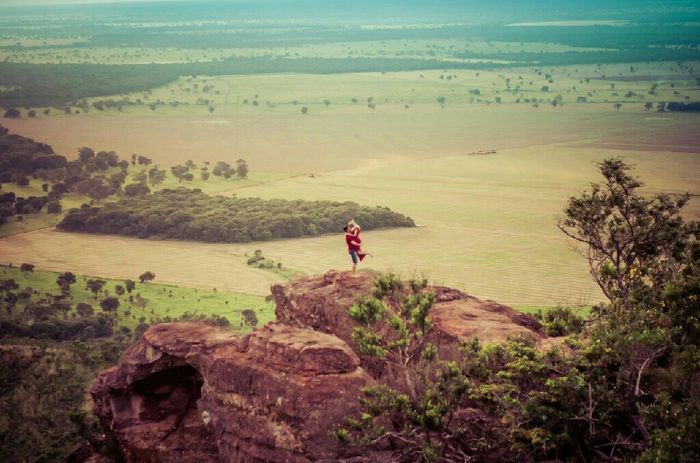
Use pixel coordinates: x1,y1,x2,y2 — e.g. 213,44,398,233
348,219,359,229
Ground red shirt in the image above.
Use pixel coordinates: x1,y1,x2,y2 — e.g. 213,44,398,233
345,232,361,252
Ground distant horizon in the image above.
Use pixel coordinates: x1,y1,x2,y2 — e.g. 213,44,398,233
0,0,179,6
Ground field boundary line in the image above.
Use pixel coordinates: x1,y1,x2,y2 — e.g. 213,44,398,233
214,173,308,195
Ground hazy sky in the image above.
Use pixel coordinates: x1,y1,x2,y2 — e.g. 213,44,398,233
0,0,174,5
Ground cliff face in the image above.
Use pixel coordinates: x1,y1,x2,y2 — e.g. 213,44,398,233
91,322,373,462
91,271,548,462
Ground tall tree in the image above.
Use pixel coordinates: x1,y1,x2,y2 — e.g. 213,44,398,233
558,157,692,309
171,165,189,183
124,280,136,294
56,271,76,294
78,147,95,163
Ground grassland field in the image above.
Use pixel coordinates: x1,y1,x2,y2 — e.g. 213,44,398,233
0,265,274,332
0,39,616,65
1,7,699,463
4,61,699,117
1,61,699,309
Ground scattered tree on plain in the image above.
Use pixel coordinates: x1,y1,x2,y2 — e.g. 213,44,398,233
86,279,106,298
139,271,156,284
100,297,120,312
236,159,248,179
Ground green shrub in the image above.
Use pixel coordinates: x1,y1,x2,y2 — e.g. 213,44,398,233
533,306,585,336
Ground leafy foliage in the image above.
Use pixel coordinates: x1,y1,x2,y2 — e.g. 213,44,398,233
558,157,693,308
533,306,585,336
343,274,472,461
138,271,156,284
342,160,699,462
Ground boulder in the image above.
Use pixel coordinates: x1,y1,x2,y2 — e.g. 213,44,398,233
91,322,373,463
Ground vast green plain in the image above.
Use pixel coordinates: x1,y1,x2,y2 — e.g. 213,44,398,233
1,1,699,308
0,265,274,331
1,2,700,461
3,65,699,306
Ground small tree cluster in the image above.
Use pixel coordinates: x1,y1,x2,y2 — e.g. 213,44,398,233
340,274,472,461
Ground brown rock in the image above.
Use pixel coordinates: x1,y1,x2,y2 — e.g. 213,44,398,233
93,272,553,462
272,270,545,357
91,322,373,463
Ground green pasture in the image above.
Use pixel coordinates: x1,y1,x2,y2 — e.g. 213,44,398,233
514,305,592,318
72,61,700,116
1,60,698,307
0,265,274,331
2,60,696,119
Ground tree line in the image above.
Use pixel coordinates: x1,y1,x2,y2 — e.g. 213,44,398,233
665,101,700,112
0,126,253,226
58,188,415,242
0,57,485,109
0,128,133,224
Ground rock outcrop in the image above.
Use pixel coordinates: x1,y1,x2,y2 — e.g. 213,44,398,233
272,270,544,354
92,271,548,462
91,322,373,462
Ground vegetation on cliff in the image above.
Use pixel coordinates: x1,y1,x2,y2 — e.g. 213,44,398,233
339,159,699,462
0,265,272,462
58,188,415,242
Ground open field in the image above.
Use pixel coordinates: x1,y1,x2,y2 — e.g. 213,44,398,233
0,228,288,296
0,67,700,306
0,180,91,237
4,60,699,117
4,64,700,174
2,142,698,306
2,65,699,307
0,266,274,331
215,143,700,306
0,39,615,65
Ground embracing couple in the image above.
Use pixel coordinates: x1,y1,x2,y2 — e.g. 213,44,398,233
343,219,372,272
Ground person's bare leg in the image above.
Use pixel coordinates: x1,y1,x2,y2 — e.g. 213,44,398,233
352,262,357,273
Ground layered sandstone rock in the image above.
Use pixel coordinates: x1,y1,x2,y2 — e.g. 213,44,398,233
272,270,544,353
92,271,548,462
91,322,373,463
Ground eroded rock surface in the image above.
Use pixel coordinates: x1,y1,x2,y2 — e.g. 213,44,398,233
272,270,544,353
91,322,373,463
93,271,548,462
